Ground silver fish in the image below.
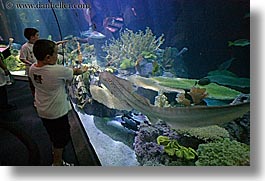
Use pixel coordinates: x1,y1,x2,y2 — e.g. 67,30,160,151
80,30,106,39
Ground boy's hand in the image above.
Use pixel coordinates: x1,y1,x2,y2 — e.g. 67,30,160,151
4,69,10,76
81,66,89,73
73,66,88,75
56,40,68,45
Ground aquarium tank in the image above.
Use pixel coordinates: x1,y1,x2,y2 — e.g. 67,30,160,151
0,0,250,166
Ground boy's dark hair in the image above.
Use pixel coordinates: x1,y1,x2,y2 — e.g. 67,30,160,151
33,39,56,61
24,28,39,40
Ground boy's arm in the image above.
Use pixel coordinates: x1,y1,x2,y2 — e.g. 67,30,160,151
0,55,10,75
19,58,33,66
19,46,33,65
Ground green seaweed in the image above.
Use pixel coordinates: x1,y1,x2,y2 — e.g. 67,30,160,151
195,138,250,166
205,70,250,88
3,55,25,71
176,125,230,142
206,75,250,88
141,51,157,60
208,70,238,77
152,77,241,100
119,58,134,69
157,136,197,160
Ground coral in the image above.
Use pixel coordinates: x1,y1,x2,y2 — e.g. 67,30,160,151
102,27,164,69
133,124,164,165
152,61,160,76
176,93,191,106
187,86,208,105
224,112,250,144
119,58,134,69
154,91,170,107
195,138,250,166
161,47,189,77
61,36,96,66
141,51,158,60
134,121,197,166
71,75,91,109
176,125,230,142
162,47,179,68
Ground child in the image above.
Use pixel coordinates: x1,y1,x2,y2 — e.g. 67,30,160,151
0,52,16,112
29,39,87,166
20,28,39,100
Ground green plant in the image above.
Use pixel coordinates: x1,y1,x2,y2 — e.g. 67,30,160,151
102,27,164,68
141,51,157,60
3,55,25,71
195,138,250,166
152,76,241,100
157,135,197,160
119,58,134,69
176,125,230,142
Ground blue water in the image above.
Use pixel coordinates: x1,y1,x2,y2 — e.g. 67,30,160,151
0,0,249,79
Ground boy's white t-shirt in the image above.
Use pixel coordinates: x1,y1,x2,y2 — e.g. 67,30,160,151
19,42,37,75
29,64,73,119
0,68,7,86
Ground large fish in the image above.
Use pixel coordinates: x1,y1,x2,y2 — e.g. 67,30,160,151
99,72,250,128
80,29,106,39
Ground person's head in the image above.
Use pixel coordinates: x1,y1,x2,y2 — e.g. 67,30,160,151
33,39,58,65
24,28,39,43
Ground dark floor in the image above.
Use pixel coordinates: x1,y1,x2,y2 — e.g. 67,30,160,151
0,80,79,166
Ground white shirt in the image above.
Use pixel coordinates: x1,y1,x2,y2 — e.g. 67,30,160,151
19,42,37,75
29,64,73,119
0,67,7,86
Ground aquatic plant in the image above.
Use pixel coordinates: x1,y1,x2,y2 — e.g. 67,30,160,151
3,55,25,71
151,76,241,100
195,138,250,166
119,58,134,69
157,136,197,160
141,51,158,60
72,75,91,109
206,74,250,89
162,47,178,67
176,125,230,142
128,75,241,100
102,27,164,68
203,69,250,89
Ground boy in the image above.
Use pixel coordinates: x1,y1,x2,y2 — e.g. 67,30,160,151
29,39,87,166
0,51,16,112
20,28,39,99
